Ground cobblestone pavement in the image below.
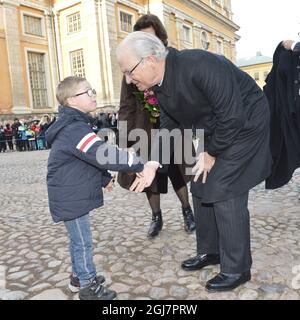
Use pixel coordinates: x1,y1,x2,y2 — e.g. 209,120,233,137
0,150,300,300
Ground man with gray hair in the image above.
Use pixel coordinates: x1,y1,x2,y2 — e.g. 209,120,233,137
116,31,168,93
117,31,272,292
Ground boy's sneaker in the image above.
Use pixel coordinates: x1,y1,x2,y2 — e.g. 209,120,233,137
79,278,117,300
68,274,105,293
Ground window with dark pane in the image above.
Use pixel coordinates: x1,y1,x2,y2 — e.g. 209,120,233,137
27,52,48,109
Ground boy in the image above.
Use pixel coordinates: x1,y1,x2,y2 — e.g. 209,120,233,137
46,76,144,300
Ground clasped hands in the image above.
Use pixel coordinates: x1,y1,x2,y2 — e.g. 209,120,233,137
129,152,216,193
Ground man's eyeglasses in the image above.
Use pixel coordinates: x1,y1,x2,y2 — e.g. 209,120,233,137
124,58,143,77
74,88,96,97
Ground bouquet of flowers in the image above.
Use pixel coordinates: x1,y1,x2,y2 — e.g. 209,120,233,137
134,89,160,123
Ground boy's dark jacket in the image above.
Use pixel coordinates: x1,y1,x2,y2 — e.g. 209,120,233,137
46,106,143,222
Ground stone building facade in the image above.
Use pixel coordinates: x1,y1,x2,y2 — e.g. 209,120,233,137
0,0,239,118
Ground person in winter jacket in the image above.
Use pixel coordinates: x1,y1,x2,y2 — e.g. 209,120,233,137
282,39,300,52
46,76,156,300
0,125,6,153
4,123,13,150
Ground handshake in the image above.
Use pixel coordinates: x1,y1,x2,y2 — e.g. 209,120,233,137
128,151,216,192
129,161,161,193
104,161,159,194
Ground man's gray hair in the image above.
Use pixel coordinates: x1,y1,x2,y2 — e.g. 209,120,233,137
116,31,168,60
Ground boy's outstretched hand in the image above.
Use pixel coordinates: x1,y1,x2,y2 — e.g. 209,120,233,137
130,161,160,192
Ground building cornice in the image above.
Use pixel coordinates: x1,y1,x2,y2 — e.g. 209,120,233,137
116,0,144,13
166,0,240,41
20,35,48,46
164,3,238,43
52,0,81,12
239,61,273,68
188,0,239,30
0,0,52,13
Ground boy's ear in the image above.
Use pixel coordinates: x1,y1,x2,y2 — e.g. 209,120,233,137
66,96,74,106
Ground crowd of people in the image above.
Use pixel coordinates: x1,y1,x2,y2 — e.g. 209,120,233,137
0,112,118,153
0,115,55,152
96,112,118,129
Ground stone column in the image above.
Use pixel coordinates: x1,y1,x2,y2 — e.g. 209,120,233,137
81,0,106,103
210,34,218,53
230,41,236,63
44,11,59,111
52,10,63,82
3,2,27,114
223,39,232,60
163,11,170,32
99,0,121,107
95,0,116,105
175,14,183,50
193,22,202,49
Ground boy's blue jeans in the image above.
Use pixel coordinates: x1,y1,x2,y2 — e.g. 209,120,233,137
64,213,96,288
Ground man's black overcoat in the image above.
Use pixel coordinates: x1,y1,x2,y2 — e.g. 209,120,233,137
154,48,272,203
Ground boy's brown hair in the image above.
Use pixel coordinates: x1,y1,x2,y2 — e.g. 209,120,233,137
56,76,87,106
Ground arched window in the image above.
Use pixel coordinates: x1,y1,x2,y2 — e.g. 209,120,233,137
201,31,209,50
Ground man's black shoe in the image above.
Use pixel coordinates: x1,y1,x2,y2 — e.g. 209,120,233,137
181,253,220,271
205,271,251,292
